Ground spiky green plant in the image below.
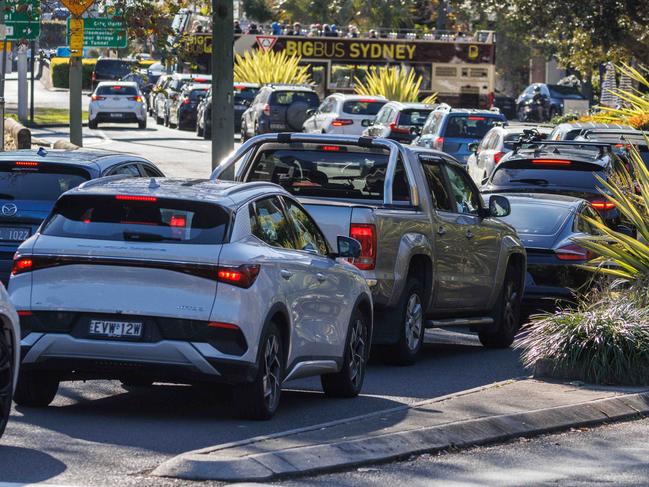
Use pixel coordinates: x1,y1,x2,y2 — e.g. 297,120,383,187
519,289,649,385
234,50,312,85
354,66,437,104
574,141,649,281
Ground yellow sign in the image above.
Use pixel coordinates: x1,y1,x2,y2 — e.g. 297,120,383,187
60,0,96,17
468,45,479,60
69,18,84,56
0,42,12,51
285,40,416,61
183,34,212,55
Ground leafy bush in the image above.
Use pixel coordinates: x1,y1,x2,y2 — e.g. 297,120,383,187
50,57,97,89
519,290,649,385
354,66,437,104
234,50,311,85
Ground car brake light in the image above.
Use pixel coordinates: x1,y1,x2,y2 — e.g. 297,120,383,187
358,98,378,103
12,257,33,276
331,119,354,127
468,116,486,121
321,145,341,151
493,151,504,164
17,310,33,317
170,215,186,227
92,72,96,81
555,244,593,261
208,321,240,330
263,103,271,116
115,195,158,202
532,159,571,165
217,264,260,288
591,200,616,211
91,94,106,101
350,224,376,270
182,98,190,105
389,122,410,134
128,95,144,102
433,136,444,150
193,77,208,82
488,92,495,107
15,161,39,167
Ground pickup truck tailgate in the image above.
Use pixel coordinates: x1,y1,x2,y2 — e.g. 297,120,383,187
299,197,374,248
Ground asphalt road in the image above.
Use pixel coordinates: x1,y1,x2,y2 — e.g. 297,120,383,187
0,329,525,486
285,417,649,486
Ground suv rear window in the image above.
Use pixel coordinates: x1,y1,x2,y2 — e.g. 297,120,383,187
43,195,229,244
270,91,320,106
0,164,90,201
96,85,138,96
342,100,386,116
548,85,584,100
234,86,259,105
188,88,209,100
398,109,432,127
491,162,605,191
444,115,504,138
246,149,411,202
94,60,135,79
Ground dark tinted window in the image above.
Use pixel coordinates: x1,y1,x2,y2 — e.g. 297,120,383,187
94,60,134,78
43,195,229,244
444,165,481,214
0,164,89,201
420,158,453,211
491,164,604,191
188,88,209,100
96,85,138,96
247,149,410,202
342,100,386,116
284,198,328,255
270,91,319,106
503,132,524,150
501,203,570,235
249,196,294,249
444,115,505,138
398,109,432,127
548,85,584,100
234,86,259,104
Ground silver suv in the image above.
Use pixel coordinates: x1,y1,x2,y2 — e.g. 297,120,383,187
9,178,372,419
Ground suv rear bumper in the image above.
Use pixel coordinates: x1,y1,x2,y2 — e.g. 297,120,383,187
20,333,257,385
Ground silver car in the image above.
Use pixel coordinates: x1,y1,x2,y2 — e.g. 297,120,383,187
0,284,19,440
9,178,372,419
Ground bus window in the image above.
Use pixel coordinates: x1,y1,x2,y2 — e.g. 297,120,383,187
330,64,369,90
412,65,432,90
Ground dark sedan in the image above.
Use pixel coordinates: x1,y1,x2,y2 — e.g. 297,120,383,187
496,193,603,316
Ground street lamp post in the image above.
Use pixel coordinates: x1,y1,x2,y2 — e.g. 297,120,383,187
211,0,234,171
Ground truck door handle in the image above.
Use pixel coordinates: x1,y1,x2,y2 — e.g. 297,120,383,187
316,273,327,283
437,226,447,236
280,269,293,280
465,230,474,239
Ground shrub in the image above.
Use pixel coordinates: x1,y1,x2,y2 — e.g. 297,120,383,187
50,57,97,90
354,66,437,104
234,50,312,85
519,290,649,385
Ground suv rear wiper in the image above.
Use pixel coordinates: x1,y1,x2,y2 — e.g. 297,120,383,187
123,231,181,242
508,178,549,186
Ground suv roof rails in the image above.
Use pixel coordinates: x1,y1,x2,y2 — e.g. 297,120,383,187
224,181,283,197
512,140,613,156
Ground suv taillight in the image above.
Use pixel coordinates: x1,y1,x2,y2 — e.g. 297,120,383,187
262,103,271,116
91,94,106,101
389,122,410,134
331,119,354,127
350,224,376,270
493,151,504,164
11,256,33,276
217,264,260,288
555,244,593,261
433,136,444,150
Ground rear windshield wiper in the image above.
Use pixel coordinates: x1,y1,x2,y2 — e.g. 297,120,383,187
508,178,549,186
123,231,181,242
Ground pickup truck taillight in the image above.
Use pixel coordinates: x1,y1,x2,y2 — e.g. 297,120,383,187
350,224,376,270
262,103,271,116
389,122,410,134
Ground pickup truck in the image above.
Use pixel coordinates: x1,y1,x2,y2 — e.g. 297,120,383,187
212,133,526,365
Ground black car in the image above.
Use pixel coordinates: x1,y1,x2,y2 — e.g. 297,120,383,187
482,141,622,229
575,128,649,166
168,83,210,130
197,83,260,139
0,149,163,284
362,101,434,143
497,193,604,316
516,83,586,122
240,84,320,139
548,122,634,141
91,58,137,91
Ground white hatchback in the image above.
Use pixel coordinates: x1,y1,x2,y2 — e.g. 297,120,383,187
9,178,372,419
303,94,387,136
88,81,147,130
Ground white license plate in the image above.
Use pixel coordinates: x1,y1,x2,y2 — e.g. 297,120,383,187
0,227,31,242
110,113,124,118
89,320,143,338
270,123,286,130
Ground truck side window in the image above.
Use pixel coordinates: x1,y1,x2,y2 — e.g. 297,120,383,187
420,159,453,211
444,165,481,215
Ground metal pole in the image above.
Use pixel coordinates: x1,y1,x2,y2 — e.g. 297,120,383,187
69,54,83,146
0,0,6,151
17,43,27,122
30,40,35,124
211,0,234,171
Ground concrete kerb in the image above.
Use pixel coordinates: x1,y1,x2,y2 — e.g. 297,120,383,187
152,381,649,482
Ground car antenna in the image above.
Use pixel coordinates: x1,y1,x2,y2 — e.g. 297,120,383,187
37,147,48,157
149,178,160,189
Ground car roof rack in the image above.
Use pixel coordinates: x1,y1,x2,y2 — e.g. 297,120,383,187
512,140,613,157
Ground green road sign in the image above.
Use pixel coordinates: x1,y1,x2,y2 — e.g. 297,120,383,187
4,0,41,40
66,17,127,48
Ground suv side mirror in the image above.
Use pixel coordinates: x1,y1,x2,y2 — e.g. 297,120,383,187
336,236,361,259
487,195,511,218
468,142,479,153
410,126,421,136
306,108,317,117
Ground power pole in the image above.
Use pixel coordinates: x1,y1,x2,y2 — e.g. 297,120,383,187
211,0,234,171
0,0,5,151
69,17,83,146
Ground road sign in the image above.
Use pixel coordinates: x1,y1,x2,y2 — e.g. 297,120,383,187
256,36,277,52
60,0,95,17
69,18,84,55
66,17,127,48
4,0,41,40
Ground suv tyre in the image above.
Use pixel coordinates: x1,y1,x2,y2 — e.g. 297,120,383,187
479,264,522,348
321,307,368,397
382,278,425,366
13,370,59,407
